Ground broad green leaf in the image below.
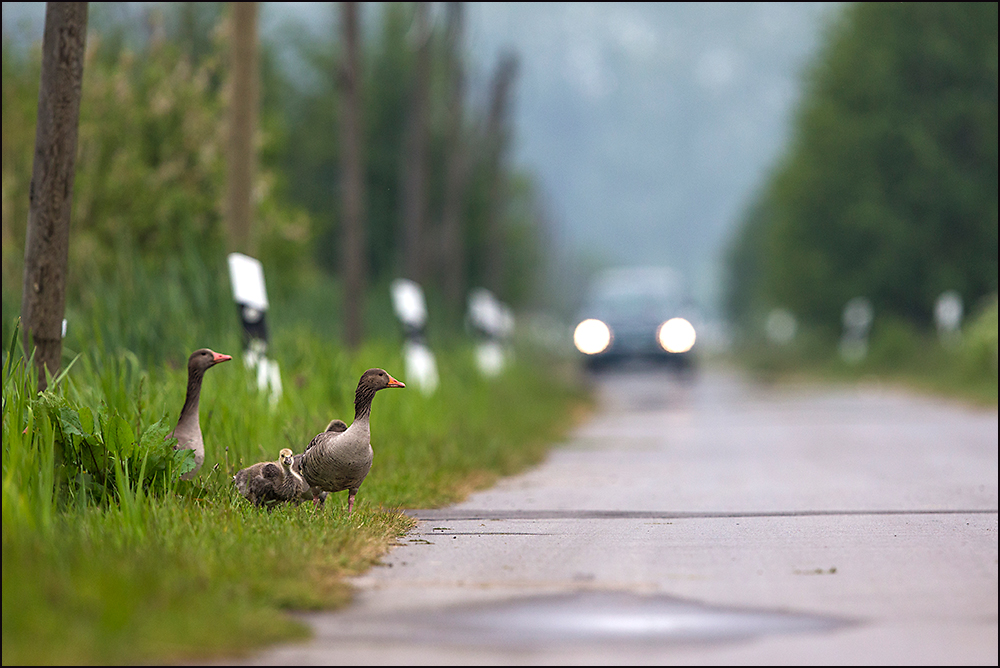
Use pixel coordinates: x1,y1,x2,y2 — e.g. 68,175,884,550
173,447,197,477
78,406,95,436
57,406,86,439
108,414,136,458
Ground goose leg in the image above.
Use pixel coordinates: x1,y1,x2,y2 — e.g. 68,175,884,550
347,489,357,514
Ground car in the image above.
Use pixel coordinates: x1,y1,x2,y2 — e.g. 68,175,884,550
572,266,698,372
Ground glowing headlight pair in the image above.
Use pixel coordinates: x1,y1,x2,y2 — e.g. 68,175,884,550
572,317,696,355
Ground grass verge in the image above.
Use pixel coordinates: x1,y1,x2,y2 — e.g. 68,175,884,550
2,326,589,664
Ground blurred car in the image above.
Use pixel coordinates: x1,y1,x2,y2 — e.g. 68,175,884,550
572,266,698,372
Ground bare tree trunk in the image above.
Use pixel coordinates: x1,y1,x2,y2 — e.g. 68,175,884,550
225,1,258,255
339,2,367,348
440,2,468,315
401,2,431,285
21,2,88,391
483,53,518,296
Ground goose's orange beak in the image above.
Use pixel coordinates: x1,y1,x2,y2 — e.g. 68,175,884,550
212,351,232,364
386,373,405,388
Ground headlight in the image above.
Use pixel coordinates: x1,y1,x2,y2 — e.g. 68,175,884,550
573,318,612,355
657,317,696,353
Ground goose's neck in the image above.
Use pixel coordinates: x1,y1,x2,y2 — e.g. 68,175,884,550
179,368,206,423
354,382,377,422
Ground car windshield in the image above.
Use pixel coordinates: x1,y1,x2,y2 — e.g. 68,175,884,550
592,291,675,320
586,267,682,320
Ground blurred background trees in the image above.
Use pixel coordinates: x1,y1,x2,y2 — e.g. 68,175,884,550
2,2,995,382
268,1,545,327
2,2,550,365
725,2,998,336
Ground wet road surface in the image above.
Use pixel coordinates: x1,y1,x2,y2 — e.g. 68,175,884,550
230,367,998,665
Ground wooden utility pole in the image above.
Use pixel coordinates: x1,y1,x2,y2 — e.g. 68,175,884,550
440,2,469,314
225,1,258,255
21,2,88,391
483,53,518,296
401,2,431,285
339,2,367,348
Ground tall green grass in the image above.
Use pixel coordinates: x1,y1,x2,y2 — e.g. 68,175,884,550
2,316,588,664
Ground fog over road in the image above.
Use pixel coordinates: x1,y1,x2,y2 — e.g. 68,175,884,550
233,367,998,665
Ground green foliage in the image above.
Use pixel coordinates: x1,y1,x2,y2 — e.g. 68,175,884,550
725,2,998,332
956,294,998,381
1,9,582,660
2,31,227,291
2,326,186,535
1,8,313,361
1,499,346,664
2,2,549,359
729,294,998,405
2,309,587,663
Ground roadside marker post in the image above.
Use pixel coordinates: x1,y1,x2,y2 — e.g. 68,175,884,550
390,278,439,395
227,252,282,403
934,290,963,348
467,288,514,378
839,296,873,364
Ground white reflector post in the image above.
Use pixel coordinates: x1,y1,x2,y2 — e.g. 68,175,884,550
391,279,437,395
390,278,427,329
468,288,502,337
934,290,963,347
840,296,873,364
765,308,797,346
227,253,269,311
257,356,283,405
475,340,505,377
468,288,514,377
404,339,439,395
227,253,281,403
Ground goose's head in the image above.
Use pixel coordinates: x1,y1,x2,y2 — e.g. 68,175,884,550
188,348,232,374
359,368,406,392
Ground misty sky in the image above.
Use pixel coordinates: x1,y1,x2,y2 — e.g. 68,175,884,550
2,2,837,311
456,3,837,310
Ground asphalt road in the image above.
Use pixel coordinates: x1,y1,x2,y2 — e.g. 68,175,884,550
232,366,998,665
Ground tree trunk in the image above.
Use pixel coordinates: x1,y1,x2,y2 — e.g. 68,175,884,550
225,1,258,256
440,2,469,315
21,2,89,391
401,2,431,285
483,53,518,296
339,1,367,348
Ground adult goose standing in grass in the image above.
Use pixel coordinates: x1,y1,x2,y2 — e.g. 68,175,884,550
234,448,305,507
167,348,231,480
292,419,347,505
299,368,405,513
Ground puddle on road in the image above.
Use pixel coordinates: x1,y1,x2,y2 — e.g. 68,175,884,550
384,590,852,647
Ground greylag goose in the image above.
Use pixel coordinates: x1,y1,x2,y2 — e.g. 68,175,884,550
291,419,347,505
233,448,305,507
299,368,405,513
167,348,231,480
